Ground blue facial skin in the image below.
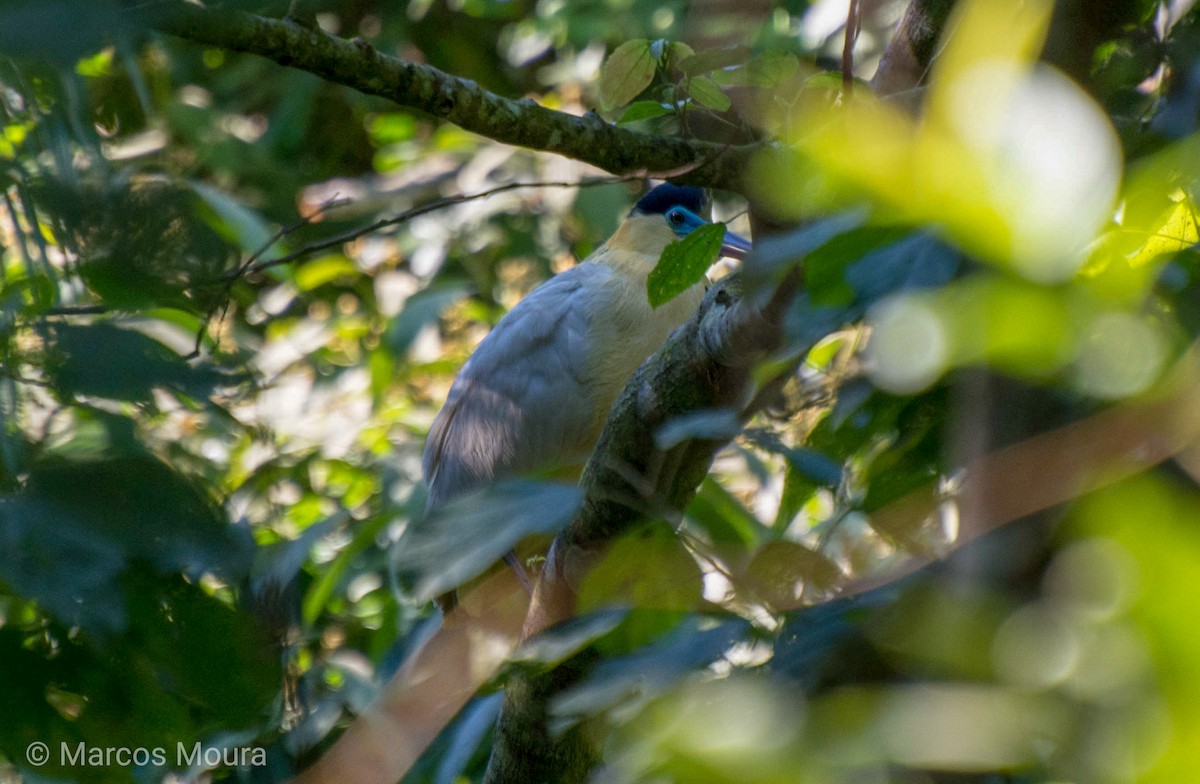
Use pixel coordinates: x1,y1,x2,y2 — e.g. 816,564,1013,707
663,205,753,260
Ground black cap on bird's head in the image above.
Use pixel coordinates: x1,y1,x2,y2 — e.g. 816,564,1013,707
631,183,752,260
631,183,707,217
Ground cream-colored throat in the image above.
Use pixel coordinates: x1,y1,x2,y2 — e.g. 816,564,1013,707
592,213,682,277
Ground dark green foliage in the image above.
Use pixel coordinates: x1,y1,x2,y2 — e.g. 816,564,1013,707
30,178,237,313
0,2,1198,784
47,324,232,401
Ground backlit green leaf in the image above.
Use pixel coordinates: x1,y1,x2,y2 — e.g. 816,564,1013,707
688,75,731,111
619,100,671,123
294,254,358,291
600,39,657,109
647,222,725,307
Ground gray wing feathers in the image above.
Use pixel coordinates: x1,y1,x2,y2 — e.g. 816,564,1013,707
422,264,610,510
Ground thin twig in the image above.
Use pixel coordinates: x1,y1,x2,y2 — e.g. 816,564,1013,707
187,194,350,358
186,160,723,358
228,164,716,280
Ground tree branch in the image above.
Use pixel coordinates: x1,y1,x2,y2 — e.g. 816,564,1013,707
484,271,800,783
871,0,959,98
131,2,758,193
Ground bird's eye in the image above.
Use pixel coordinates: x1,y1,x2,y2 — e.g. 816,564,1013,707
668,209,685,225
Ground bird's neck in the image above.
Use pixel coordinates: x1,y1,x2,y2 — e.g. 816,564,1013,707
591,214,677,277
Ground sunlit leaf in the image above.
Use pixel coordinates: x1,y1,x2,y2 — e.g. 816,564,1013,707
294,254,358,291
577,524,704,615
754,0,1118,282
368,112,420,144
1072,477,1200,783
600,39,657,109
929,0,1053,98
75,48,113,77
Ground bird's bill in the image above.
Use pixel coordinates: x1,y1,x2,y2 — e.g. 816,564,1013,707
720,229,752,260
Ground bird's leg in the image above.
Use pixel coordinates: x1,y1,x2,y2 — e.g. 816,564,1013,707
503,551,534,596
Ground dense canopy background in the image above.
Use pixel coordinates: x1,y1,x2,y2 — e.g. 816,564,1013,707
2,0,1200,782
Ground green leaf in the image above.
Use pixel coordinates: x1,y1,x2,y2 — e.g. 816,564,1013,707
367,112,419,144
806,225,907,306
687,75,731,111
805,333,846,370
189,181,281,256
294,254,358,291
511,608,629,667
394,481,581,602
647,222,725,307
784,447,844,488
578,524,703,614
686,476,765,549
714,51,801,87
654,408,741,449
48,323,228,403
678,45,751,76
301,511,380,625
744,541,844,609
75,48,113,77
750,51,801,86
552,617,749,730
666,41,696,74
600,39,657,109
618,100,671,123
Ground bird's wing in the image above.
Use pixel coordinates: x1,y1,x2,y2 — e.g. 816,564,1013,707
422,263,612,509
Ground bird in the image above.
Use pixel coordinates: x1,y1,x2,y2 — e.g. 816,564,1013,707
421,183,752,613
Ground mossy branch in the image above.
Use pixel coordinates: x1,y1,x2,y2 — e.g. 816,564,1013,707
484,272,800,784
133,1,758,193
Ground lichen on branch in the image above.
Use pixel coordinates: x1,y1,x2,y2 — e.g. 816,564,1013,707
133,2,757,193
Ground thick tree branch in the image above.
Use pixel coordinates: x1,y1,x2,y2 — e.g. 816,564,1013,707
131,2,758,193
871,0,959,97
484,271,799,783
